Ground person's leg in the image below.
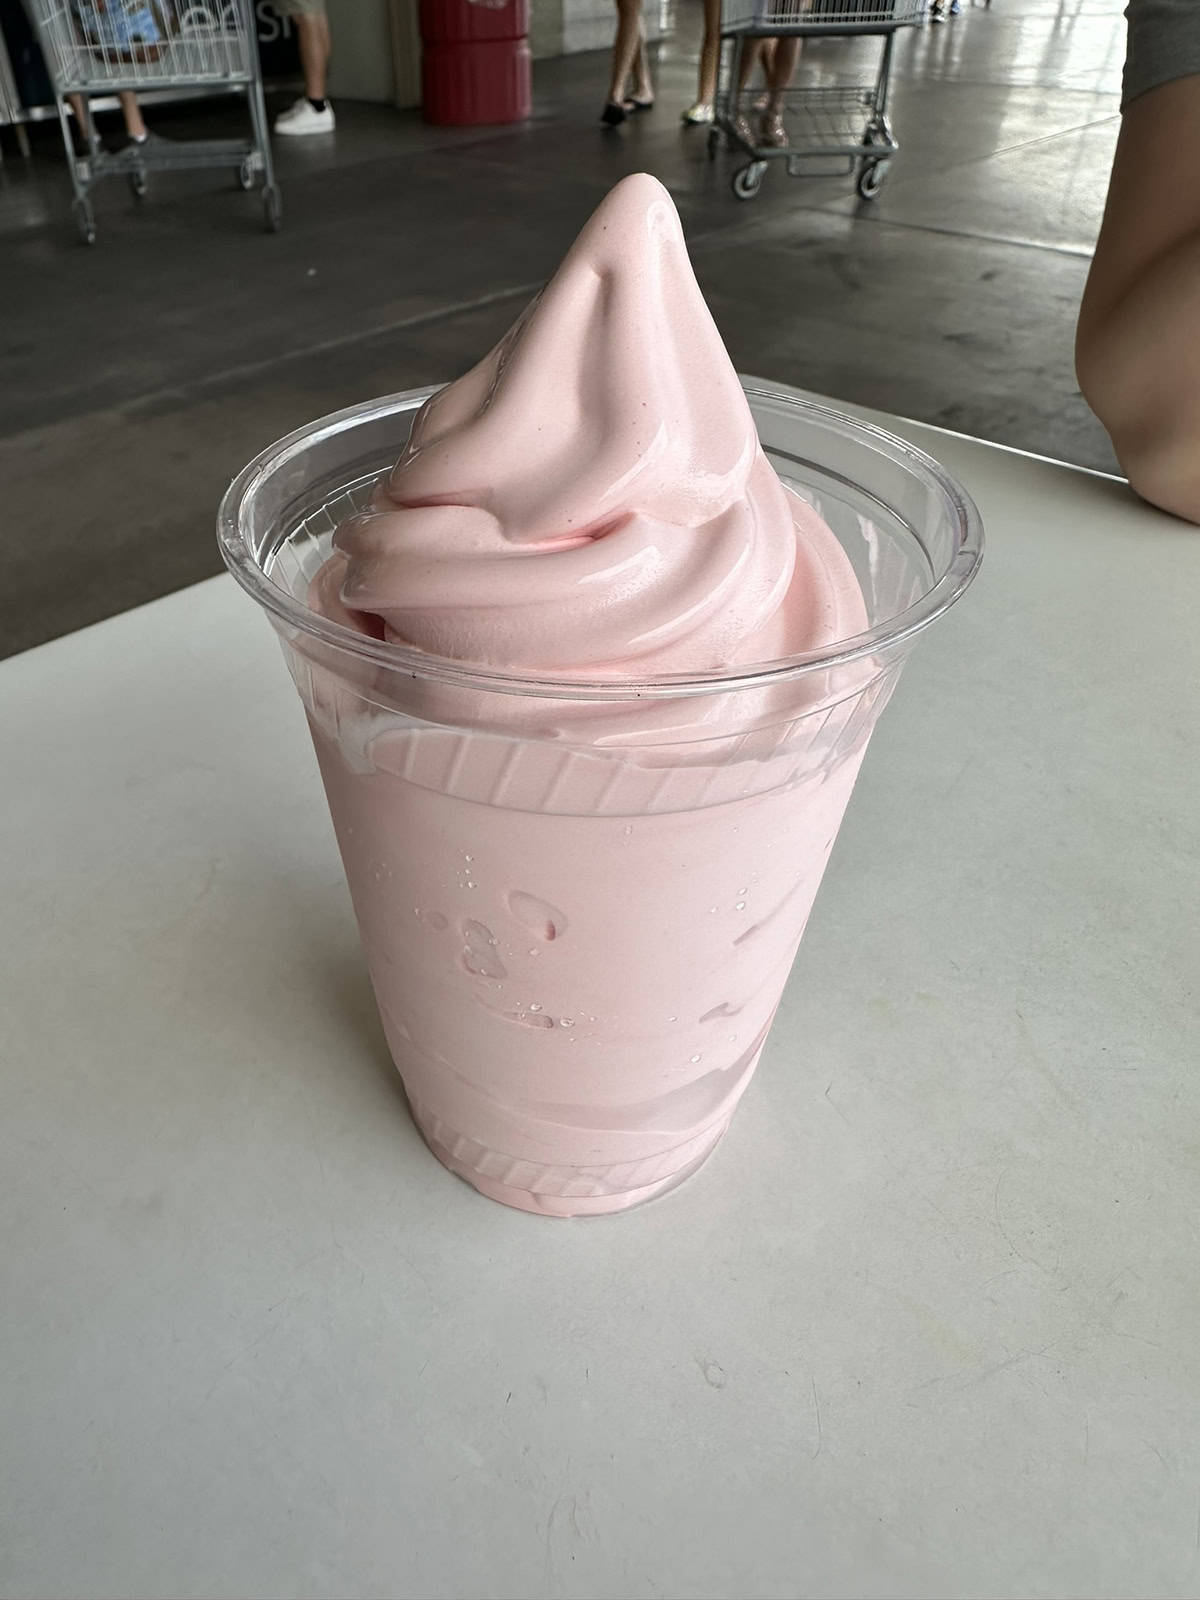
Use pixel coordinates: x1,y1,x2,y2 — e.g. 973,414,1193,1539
684,0,721,120
728,37,762,142
765,36,800,109
66,92,93,154
605,0,645,112
68,90,145,141
699,0,721,102
632,26,653,104
119,92,147,141
296,10,331,103
735,37,763,96
274,0,335,133
761,36,799,146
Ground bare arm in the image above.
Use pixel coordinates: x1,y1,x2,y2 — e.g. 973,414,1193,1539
1076,73,1200,522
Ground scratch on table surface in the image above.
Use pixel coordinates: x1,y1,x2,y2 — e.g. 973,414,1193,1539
395,1248,434,1296
909,1333,1063,1398
183,856,220,917
992,1167,1042,1271
979,1268,1018,1293
872,1136,961,1240
961,1339,1062,1390
1112,1328,1167,1353
541,1456,575,1587
943,753,976,799
824,1081,850,1124
810,1377,823,1459
202,1317,282,1401
1014,1006,1078,1111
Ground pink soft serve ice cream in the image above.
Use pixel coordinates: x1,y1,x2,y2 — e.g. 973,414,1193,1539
299,174,880,1214
311,172,864,689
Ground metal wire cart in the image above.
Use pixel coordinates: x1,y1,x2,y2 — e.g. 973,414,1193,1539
23,0,279,243
712,0,925,202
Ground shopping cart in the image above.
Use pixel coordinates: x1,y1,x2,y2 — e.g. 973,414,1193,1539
711,0,925,202
22,0,280,242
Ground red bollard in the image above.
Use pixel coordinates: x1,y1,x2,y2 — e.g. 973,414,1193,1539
420,0,532,127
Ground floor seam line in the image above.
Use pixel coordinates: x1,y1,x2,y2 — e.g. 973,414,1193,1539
116,281,544,419
731,204,1097,260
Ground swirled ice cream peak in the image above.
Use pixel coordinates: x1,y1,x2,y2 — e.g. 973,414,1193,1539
318,172,862,675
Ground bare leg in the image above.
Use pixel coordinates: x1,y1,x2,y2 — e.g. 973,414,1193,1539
696,0,721,106
607,0,647,107
765,36,800,114
633,36,653,102
295,11,331,101
119,92,147,140
736,38,764,98
68,90,146,143
761,37,799,146
67,93,99,150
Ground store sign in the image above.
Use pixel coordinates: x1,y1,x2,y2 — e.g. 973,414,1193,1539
254,1,300,73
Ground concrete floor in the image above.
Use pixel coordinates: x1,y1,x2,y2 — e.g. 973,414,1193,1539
0,0,1125,658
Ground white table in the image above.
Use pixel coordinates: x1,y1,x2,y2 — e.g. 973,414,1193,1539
2,416,1198,1600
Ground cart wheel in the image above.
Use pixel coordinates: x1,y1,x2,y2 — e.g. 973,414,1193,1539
707,127,721,161
732,161,766,201
238,156,256,191
128,171,147,200
856,159,890,201
72,196,96,245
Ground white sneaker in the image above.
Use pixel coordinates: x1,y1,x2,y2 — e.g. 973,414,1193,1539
273,97,335,136
682,101,714,125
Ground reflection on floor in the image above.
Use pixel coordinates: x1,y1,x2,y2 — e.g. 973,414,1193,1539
0,0,1125,657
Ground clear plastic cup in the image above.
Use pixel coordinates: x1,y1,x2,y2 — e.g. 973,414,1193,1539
219,382,982,1216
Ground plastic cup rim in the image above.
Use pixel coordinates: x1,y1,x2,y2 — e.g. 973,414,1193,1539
217,379,984,704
